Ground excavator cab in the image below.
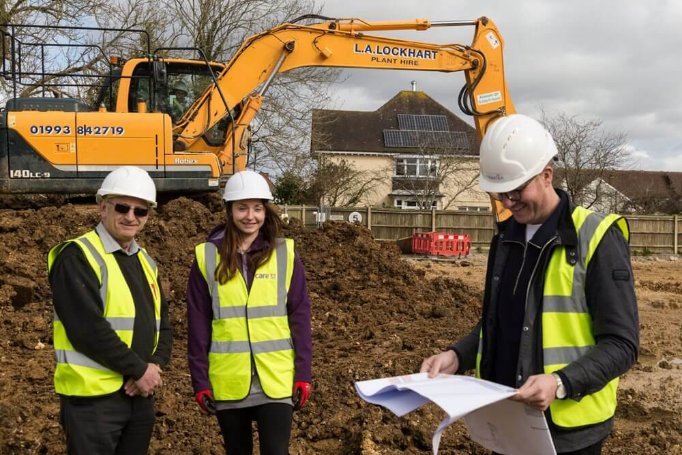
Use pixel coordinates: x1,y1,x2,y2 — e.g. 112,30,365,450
86,57,223,132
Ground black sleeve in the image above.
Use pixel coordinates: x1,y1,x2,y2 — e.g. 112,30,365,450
150,276,172,368
450,232,500,374
561,225,639,400
451,321,482,373
50,244,148,379
287,253,313,383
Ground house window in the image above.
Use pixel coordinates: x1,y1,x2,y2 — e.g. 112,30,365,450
395,157,438,177
394,198,438,210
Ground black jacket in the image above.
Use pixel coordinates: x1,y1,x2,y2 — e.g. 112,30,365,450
451,189,639,452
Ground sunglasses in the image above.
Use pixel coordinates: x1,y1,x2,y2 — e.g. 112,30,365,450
107,201,150,217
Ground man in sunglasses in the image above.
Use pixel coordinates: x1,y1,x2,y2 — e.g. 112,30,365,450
421,114,638,454
48,166,172,454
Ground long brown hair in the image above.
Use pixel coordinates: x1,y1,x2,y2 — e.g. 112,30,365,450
215,201,283,285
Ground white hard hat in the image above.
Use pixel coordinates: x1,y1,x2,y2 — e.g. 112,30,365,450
223,170,273,202
96,166,157,207
173,80,189,94
478,114,558,193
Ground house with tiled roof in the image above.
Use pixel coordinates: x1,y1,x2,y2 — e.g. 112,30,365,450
552,168,682,214
310,89,490,210
602,170,682,213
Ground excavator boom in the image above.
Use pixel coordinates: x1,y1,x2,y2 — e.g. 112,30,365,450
176,16,514,174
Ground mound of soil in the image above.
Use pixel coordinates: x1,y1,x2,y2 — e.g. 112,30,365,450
0,196,483,454
0,195,680,454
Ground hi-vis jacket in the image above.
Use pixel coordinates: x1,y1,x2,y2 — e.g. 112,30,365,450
48,230,161,397
452,190,638,451
194,238,296,401
540,206,627,427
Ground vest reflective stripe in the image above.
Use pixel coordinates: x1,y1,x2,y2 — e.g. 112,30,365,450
210,339,293,354
48,230,161,396
543,345,592,365
543,207,628,428
195,239,295,400
79,236,109,303
55,350,108,369
475,332,483,378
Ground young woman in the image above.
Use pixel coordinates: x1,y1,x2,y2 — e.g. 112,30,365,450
186,170,312,454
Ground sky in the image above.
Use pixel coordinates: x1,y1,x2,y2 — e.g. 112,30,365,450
316,0,682,172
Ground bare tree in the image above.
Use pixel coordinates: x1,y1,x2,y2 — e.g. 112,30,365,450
308,158,385,207
163,0,340,175
438,157,480,210
541,111,630,209
1,0,115,100
167,0,303,60
251,73,337,175
103,0,177,53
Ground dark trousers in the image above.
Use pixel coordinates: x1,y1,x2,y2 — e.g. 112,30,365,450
216,403,293,455
493,438,604,455
59,391,156,455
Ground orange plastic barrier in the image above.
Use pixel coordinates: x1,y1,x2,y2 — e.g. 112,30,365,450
411,232,471,257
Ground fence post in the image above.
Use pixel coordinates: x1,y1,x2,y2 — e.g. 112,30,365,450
367,206,372,230
431,208,436,232
301,206,306,227
675,215,679,255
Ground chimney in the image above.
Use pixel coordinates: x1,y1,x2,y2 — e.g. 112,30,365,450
411,80,417,92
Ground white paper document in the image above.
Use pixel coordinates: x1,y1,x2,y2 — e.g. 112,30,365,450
355,373,556,455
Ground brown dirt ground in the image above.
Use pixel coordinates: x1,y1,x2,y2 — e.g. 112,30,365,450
0,194,680,454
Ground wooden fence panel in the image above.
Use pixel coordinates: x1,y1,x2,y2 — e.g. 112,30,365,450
626,216,678,254
435,212,495,250
281,206,681,255
366,209,432,240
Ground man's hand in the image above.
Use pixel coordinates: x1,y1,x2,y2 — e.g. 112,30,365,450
195,389,216,415
511,373,557,411
125,363,162,397
420,350,459,378
292,382,312,410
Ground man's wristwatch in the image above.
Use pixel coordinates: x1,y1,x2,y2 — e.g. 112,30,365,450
552,373,567,399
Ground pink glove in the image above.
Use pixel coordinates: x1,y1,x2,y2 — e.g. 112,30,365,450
195,389,216,415
293,381,312,410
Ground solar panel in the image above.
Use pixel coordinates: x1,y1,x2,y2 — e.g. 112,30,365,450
384,130,406,147
383,130,469,151
397,114,449,131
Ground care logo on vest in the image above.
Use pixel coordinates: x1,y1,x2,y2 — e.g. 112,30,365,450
254,273,277,280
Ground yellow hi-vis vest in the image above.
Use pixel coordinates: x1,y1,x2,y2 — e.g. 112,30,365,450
195,238,295,401
475,207,629,428
543,206,628,428
48,230,161,396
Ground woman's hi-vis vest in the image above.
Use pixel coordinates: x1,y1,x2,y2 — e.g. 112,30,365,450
476,207,629,428
48,230,161,397
195,238,295,401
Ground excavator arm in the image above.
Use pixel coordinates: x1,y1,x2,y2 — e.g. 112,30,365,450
174,16,515,177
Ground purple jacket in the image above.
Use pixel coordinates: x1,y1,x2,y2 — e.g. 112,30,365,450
186,225,313,394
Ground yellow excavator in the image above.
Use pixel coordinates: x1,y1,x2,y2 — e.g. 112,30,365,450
0,16,515,201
